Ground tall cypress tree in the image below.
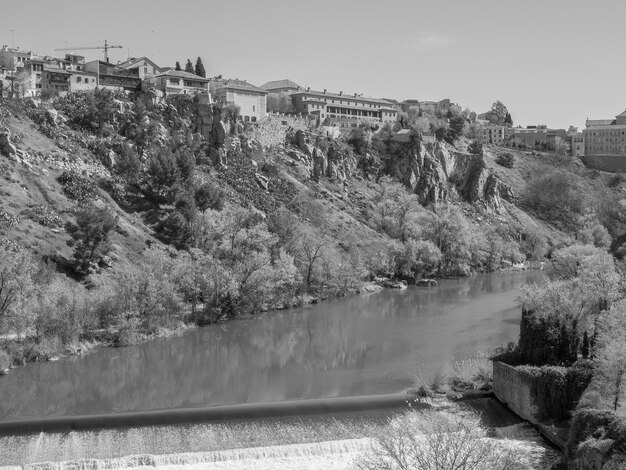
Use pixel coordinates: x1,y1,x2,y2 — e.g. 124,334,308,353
175,61,182,71
195,57,206,78
184,59,194,74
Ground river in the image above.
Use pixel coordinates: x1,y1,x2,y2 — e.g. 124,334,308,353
0,270,541,423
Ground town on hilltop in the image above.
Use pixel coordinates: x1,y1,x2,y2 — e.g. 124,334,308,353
1,43,625,171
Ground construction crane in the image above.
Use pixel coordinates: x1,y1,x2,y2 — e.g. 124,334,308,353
54,39,123,63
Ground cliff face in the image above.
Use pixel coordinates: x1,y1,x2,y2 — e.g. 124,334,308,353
385,136,514,212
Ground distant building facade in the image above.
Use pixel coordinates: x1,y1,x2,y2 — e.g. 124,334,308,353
210,78,267,122
291,88,397,128
480,125,514,145
511,125,567,149
117,57,165,79
144,69,209,96
85,60,142,91
583,110,626,156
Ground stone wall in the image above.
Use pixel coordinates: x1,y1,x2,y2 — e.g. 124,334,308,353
493,361,539,422
582,155,626,173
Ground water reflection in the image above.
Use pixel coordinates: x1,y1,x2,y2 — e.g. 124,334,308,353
0,271,542,421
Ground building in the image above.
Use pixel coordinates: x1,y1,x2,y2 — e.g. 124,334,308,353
144,69,210,96
566,126,585,157
290,88,397,128
583,110,626,156
68,69,97,92
84,60,142,91
117,57,165,79
210,78,267,122
260,79,302,94
511,125,567,150
0,45,36,72
481,125,514,145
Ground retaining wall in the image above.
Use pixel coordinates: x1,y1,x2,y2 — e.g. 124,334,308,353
492,361,567,450
581,155,626,173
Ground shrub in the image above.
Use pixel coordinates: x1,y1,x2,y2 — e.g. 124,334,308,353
58,170,98,202
566,409,626,468
20,205,63,228
496,152,515,168
468,139,483,155
195,182,224,212
65,206,118,273
0,349,11,370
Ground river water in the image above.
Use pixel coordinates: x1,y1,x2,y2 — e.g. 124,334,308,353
0,271,541,423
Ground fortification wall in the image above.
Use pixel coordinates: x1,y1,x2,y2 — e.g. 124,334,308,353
582,155,626,173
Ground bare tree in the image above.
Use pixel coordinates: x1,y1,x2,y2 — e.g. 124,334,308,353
356,409,526,470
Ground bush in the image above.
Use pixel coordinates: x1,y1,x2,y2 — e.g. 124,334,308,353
468,139,483,155
195,182,224,212
58,170,98,202
522,171,589,230
496,152,515,168
566,409,626,468
0,349,11,370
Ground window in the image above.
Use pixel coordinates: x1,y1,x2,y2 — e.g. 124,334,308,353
170,78,180,85
76,76,82,83
253,105,255,112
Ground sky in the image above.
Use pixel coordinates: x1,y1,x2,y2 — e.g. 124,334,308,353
2,0,626,129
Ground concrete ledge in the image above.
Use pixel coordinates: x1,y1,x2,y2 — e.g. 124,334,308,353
0,393,417,436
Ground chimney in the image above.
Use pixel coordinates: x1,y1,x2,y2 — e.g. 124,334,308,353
306,86,310,92
339,91,343,96
323,89,327,94
354,93,357,97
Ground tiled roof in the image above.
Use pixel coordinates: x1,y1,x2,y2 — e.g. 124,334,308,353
616,109,626,118
260,79,302,91
156,69,209,82
214,79,267,94
292,89,393,106
586,119,616,127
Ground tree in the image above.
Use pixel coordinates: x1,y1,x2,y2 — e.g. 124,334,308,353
490,101,509,125
266,92,295,113
145,147,181,202
174,61,182,71
594,301,626,410
195,182,224,212
419,204,471,276
504,112,513,126
194,57,206,78
0,247,38,335
554,137,570,156
356,409,524,470
66,206,118,273
184,59,194,74
468,139,483,155
447,115,466,142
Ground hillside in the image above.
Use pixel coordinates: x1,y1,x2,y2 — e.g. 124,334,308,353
1,91,625,366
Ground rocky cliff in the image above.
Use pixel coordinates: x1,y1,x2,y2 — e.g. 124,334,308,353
384,134,514,212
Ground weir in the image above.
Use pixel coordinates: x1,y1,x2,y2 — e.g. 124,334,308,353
0,393,417,436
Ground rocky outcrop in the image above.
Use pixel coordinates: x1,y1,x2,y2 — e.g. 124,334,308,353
0,128,17,160
452,151,514,212
385,135,514,212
